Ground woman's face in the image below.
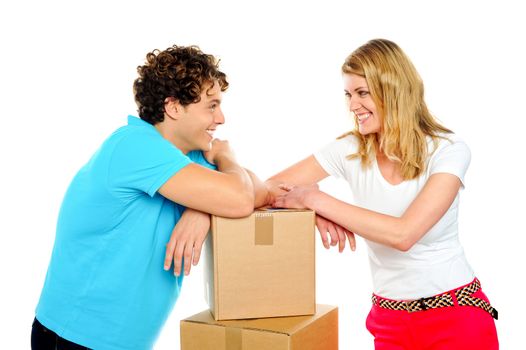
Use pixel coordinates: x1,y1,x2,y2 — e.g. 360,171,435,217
343,73,381,136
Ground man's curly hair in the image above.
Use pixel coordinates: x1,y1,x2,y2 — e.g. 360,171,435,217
133,45,229,124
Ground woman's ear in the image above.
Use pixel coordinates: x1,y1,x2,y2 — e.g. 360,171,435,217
164,97,180,120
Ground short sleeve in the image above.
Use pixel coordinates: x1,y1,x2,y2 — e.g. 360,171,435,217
109,130,192,197
429,138,471,187
313,136,357,179
186,150,217,170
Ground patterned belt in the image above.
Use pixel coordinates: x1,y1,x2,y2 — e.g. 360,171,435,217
371,279,498,320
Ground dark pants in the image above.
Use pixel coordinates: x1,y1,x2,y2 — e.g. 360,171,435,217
31,318,90,350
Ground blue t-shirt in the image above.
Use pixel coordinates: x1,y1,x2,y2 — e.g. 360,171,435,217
36,116,216,349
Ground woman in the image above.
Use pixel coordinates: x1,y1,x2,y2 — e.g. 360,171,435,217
268,39,498,349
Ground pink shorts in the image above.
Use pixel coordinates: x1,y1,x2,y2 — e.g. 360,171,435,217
366,279,499,350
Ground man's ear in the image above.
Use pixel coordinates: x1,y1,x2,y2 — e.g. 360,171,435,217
164,97,181,120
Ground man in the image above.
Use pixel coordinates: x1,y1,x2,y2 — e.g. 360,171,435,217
32,45,267,349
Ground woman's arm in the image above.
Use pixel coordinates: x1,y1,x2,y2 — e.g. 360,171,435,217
265,155,331,205
273,173,462,251
267,155,330,185
267,155,356,252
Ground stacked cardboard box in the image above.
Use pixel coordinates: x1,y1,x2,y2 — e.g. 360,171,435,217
181,304,338,350
180,209,339,349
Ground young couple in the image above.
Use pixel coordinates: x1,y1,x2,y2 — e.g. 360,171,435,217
32,40,498,350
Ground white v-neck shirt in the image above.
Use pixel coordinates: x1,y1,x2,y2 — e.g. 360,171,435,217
314,133,474,300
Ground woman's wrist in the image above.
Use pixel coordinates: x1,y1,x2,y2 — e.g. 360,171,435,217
304,188,322,212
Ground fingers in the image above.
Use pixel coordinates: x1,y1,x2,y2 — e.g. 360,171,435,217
164,237,177,271
173,242,186,277
192,239,204,266
183,241,194,276
278,184,294,192
327,222,339,247
169,237,208,276
315,216,330,249
335,224,346,253
272,196,283,208
346,231,357,251
170,239,202,276
315,215,357,253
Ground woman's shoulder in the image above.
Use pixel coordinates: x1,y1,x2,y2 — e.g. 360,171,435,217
334,132,361,149
427,132,471,164
315,132,360,164
316,133,360,158
428,132,468,150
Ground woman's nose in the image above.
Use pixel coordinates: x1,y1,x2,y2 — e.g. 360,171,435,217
349,95,362,111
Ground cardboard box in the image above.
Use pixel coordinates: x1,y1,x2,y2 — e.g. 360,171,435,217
180,304,338,350
204,209,315,320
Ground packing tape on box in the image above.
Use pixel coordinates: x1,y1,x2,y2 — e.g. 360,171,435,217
226,327,242,350
254,212,273,245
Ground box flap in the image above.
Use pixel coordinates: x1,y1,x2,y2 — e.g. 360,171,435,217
255,207,313,213
182,305,336,336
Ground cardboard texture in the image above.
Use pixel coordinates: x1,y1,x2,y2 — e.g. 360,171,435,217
204,209,316,320
180,304,338,350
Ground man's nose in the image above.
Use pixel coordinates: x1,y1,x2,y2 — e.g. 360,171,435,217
215,108,225,125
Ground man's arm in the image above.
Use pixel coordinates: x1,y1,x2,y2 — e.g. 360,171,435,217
244,168,273,208
158,140,254,218
165,168,272,276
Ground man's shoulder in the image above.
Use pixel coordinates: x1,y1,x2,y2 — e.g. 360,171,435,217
186,150,216,170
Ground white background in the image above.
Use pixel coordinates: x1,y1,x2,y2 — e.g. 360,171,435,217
1,0,524,348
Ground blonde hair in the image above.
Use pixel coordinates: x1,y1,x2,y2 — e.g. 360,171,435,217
340,39,452,180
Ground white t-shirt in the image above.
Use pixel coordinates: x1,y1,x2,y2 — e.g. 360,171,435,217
314,133,475,300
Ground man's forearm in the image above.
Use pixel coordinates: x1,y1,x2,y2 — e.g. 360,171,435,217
212,154,255,216
245,168,271,208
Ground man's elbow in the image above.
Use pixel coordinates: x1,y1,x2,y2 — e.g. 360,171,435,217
235,196,254,217
221,192,254,218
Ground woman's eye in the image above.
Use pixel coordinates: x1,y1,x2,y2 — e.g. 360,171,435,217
344,92,351,98
359,91,369,97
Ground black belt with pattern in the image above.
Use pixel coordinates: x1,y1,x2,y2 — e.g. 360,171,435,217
371,279,498,320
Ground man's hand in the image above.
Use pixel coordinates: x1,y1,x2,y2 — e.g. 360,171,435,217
164,208,211,276
263,179,290,206
204,139,235,165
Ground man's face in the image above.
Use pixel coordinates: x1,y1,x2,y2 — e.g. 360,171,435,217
173,82,224,153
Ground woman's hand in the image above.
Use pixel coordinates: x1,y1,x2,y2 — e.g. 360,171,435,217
262,179,290,206
272,183,320,209
316,214,356,252
273,184,356,252
164,208,211,276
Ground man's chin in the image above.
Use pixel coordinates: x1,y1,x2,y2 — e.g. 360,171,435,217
192,144,211,153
